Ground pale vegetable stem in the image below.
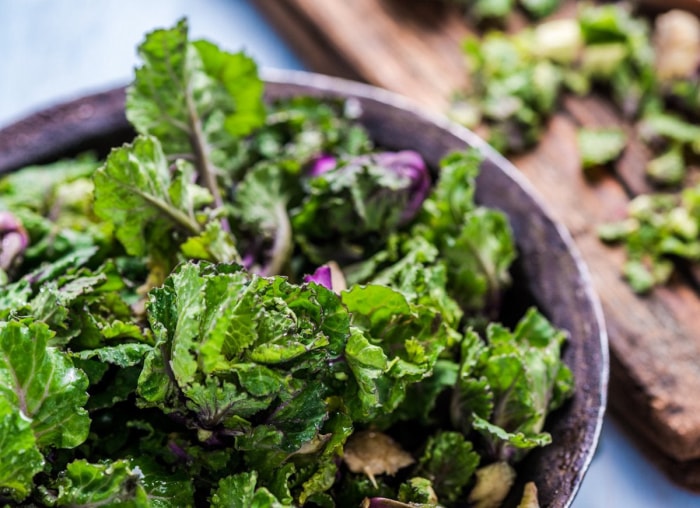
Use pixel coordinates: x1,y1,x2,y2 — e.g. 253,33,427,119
263,202,293,276
185,90,231,233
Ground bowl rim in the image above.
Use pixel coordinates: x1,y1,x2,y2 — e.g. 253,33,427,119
0,68,609,507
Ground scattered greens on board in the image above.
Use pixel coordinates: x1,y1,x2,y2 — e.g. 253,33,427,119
0,19,574,508
450,0,564,22
452,3,700,293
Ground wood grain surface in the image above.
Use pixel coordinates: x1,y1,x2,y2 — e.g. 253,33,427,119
253,0,700,489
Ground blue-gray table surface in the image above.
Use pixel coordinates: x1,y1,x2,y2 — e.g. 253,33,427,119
2,1,699,506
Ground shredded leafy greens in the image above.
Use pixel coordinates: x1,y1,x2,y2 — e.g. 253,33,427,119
451,3,700,293
0,19,573,507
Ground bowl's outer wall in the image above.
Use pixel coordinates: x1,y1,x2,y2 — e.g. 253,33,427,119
0,72,608,508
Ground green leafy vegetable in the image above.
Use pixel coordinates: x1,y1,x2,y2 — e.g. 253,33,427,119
577,127,627,170
126,19,264,203
94,136,210,258
452,4,700,292
0,397,44,502
0,320,90,449
54,459,148,507
0,17,574,508
415,432,480,503
599,190,700,293
452,309,574,462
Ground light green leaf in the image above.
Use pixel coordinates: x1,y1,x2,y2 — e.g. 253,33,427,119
194,40,265,137
0,320,89,449
471,414,552,450
0,396,44,502
75,343,152,368
442,207,516,313
344,327,388,413
298,459,337,506
180,221,239,263
93,135,203,258
126,19,264,176
577,127,627,169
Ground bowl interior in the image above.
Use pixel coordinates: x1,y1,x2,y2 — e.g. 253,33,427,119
0,70,608,508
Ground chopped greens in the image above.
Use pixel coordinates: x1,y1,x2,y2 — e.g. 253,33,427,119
0,18,573,507
453,3,700,293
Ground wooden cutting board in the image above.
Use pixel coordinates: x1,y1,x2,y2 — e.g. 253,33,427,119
253,0,700,490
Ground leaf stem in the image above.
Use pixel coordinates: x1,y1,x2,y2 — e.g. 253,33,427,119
185,88,231,233
262,202,293,276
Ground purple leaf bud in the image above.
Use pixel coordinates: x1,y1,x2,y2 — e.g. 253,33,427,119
0,211,29,271
303,264,333,290
373,150,431,225
308,154,338,177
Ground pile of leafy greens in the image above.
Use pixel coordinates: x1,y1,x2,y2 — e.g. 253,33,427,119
452,3,700,293
0,19,574,508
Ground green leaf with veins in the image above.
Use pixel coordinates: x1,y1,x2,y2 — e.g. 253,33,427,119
0,320,89,449
55,459,149,507
25,262,145,349
341,284,449,421
127,458,195,508
194,39,265,137
453,309,572,462
0,280,31,320
139,262,349,442
415,431,480,504
0,396,44,502
75,343,152,368
93,136,206,260
361,235,463,331
440,207,516,314
126,18,264,210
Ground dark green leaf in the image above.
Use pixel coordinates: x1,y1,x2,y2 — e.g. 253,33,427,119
415,431,480,503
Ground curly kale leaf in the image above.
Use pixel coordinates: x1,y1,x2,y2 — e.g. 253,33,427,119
416,151,516,315
137,261,350,447
340,284,451,423
452,309,574,463
94,136,206,257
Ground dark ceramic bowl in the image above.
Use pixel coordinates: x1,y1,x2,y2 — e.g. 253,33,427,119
0,70,608,508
